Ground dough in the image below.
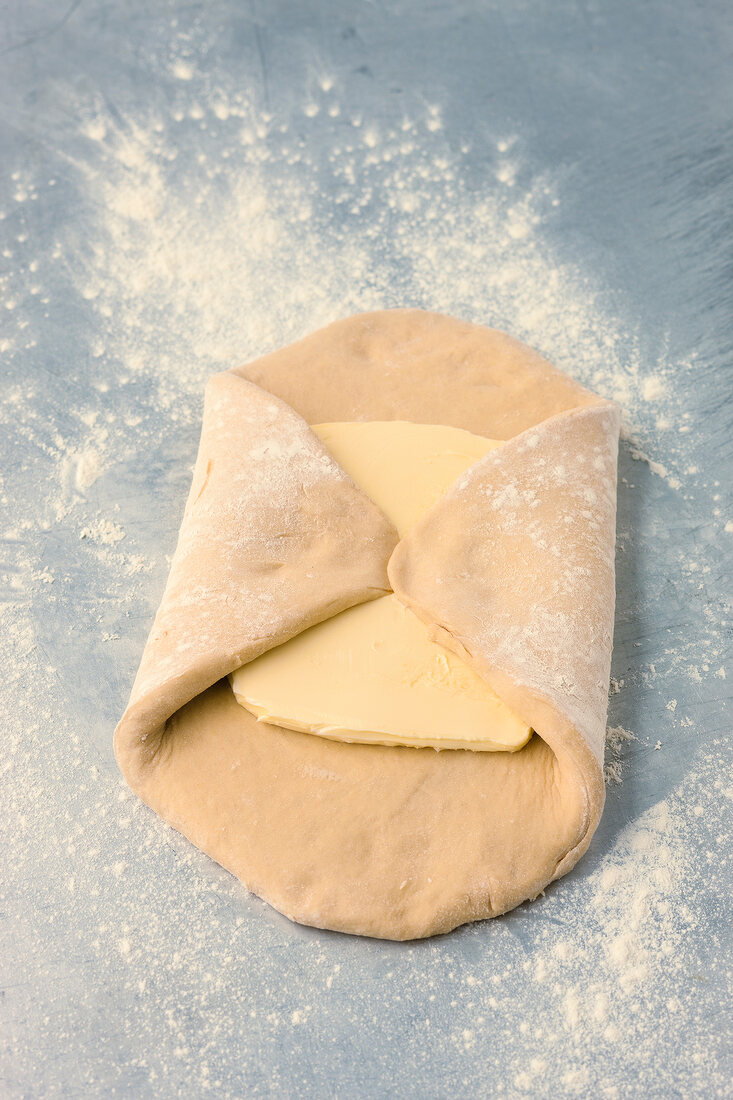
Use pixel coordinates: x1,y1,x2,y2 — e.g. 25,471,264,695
115,310,620,940
230,420,531,752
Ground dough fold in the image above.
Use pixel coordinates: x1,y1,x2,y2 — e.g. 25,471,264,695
388,404,621,873
115,371,398,789
114,310,621,940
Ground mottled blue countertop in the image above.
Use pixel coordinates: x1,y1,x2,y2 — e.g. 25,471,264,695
1,2,731,1097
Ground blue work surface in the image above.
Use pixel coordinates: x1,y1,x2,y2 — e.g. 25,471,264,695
1,2,731,1097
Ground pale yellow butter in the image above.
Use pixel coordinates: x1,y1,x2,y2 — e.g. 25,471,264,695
311,420,499,537
230,421,532,752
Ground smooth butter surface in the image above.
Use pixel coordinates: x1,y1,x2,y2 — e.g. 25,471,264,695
231,421,532,752
311,420,500,537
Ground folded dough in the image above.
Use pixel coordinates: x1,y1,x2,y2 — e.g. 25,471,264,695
115,309,620,940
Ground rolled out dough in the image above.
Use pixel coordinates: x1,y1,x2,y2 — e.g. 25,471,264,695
115,310,620,940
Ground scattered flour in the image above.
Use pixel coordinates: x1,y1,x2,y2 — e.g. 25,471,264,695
603,725,636,785
79,517,126,545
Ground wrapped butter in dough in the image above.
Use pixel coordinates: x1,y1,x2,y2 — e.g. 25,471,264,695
230,421,532,752
114,309,620,941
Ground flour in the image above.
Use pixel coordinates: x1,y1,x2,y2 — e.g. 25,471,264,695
79,517,126,545
605,725,636,755
603,726,638,787
624,436,682,492
500,755,728,1092
5,89,694,461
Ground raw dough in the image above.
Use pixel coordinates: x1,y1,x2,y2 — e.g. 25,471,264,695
230,420,531,752
115,310,620,940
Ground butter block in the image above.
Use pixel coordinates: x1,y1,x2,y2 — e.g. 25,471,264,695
311,420,500,537
231,593,531,750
